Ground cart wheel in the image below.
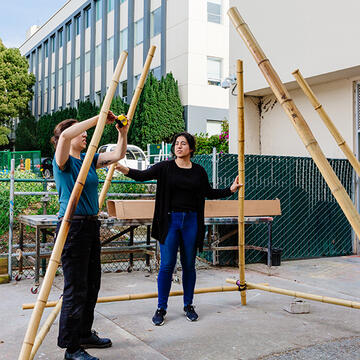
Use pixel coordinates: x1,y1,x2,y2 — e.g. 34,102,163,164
127,266,133,273
31,286,39,294
14,273,22,281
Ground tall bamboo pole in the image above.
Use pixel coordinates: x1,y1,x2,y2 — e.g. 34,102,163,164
98,45,156,211
226,279,360,309
228,7,360,245
237,60,246,305
292,69,360,180
18,51,128,360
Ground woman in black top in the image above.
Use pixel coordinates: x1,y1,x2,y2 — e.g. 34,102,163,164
116,132,240,326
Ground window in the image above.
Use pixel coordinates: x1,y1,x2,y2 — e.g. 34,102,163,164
95,0,102,21
51,36,55,53
66,22,71,42
75,15,80,36
44,41,48,58
207,57,222,86
75,57,80,77
107,37,114,61
135,18,143,45
121,80,127,98
107,0,114,12
85,51,90,72
58,68,63,86
66,63,71,82
58,30,63,47
207,120,222,136
151,7,161,37
51,72,55,89
84,7,91,28
207,0,221,24
95,91,101,106
120,0,126,3
120,28,128,51
38,47,41,63
95,44,101,67
134,74,140,89
152,66,161,80
44,76,48,92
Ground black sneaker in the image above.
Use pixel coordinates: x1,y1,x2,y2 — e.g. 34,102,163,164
64,348,99,360
184,305,198,322
80,330,112,349
152,308,166,326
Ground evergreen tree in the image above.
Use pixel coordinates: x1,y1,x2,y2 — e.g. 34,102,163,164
15,115,38,150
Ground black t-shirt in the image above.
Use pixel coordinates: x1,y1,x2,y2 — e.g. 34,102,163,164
169,161,202,212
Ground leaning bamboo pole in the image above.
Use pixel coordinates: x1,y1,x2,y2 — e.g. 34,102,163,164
29,298,63,360
23,283,271,310
226,278,360,309
292,69,360,180
228,7,360,244
18,51,128,360
98,45,156,211
237,60,246,306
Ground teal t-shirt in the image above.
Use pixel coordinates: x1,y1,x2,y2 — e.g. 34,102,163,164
53,153,100,218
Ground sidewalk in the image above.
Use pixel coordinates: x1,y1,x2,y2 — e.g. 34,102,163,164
1,256,360,360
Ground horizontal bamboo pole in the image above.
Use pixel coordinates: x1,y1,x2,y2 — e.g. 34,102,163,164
29,298,63,360
23,283,270,310
228,7,360,246
98,45,156,211
292,69,360,180
226,278,360,309
18,51,128,360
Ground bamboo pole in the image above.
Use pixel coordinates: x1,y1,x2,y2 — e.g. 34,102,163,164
18,51,128,360
227,7,360,245
23,283,271,310
292,69,360,180
98,45,156,211
226,278,360,309
29,298,63,360
237,60,246,306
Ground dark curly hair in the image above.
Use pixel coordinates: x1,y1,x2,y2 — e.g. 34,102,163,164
170,132,196,158
50,119,78,149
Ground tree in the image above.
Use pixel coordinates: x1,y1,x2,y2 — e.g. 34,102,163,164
15,116,38,150
0,126,10,146
0,39,35,127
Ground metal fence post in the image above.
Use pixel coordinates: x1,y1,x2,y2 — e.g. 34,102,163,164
8,158,15,280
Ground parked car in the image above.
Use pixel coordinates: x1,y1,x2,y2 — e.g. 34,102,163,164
40,157,53,178
97,144,149,170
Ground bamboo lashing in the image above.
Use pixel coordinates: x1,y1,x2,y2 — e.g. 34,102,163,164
292,69,360,180
226,279,360,309
29,298,63,360
98,45,156,211
237,60,246,306
227,7,360,244
18,51,128,360
23,283,271,310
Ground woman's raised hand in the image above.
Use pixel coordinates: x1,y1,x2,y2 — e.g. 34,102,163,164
230,175,243,193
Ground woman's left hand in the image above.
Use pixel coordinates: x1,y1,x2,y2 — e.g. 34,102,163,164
230,175,242,193
115,122,129,135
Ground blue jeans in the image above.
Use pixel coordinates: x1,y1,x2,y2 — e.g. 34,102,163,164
157,211,198,310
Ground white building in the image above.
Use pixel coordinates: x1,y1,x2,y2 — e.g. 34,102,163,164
228,0,360,161
19,0,230,136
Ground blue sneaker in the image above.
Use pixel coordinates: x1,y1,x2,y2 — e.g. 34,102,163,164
184,305,198,322
152,308,166,326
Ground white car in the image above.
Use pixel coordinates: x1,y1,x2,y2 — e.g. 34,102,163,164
97,144,149,170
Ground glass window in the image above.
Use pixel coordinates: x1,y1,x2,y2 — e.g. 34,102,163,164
121,80,127,98
95,44,101,67
51,72,55,89
75,15,80,36
44,76,48,92
75,57,80,77
151,7,161,37
120,28,128,51
107,0,114,12
95,91,101,106
51,36,55,53
66,63,71,82
95,0,102,22
66,22,71,42
152,66,161,80
207,1,221,24
107,37,114,61
135,18,143,45
58,30,63,47
207,120,222,136
44,41,48,58
125,150,135,160
85,7,91,28
38,47,42,63
207,57,222,86
58,68,63,86
85,51,90,72
120,0,126,3
134,74,140,89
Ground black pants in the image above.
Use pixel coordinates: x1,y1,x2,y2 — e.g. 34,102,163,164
55,219,101,350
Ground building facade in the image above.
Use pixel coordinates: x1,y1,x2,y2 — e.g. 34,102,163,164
19,0,230,136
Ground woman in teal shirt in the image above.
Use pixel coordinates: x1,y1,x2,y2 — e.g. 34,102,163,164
52,111,127,360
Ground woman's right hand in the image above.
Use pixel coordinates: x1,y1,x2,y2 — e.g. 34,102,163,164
106,110,117,124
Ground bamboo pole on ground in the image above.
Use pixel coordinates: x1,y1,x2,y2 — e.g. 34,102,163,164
29,298,63,360
237,60,246,306
292,69,360,180
227,7,360,245
226,278,360,309
98,45,156,211
18,51,128,360
23,284,271,310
